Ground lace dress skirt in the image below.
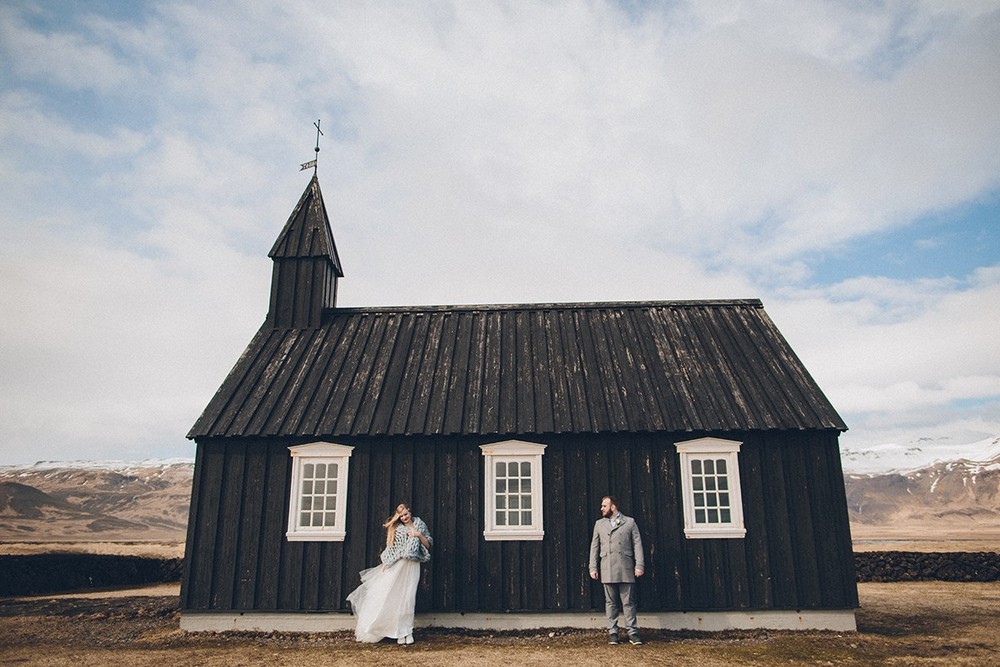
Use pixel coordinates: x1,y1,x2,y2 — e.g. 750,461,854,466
346,558,421,642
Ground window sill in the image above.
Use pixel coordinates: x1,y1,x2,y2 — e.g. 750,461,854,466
285,531,346,542
683,527,746,539
483,530,544,541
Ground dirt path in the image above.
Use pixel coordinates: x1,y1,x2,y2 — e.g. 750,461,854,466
1,582,998,666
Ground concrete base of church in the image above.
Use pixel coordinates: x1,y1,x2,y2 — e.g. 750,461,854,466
180,608,857,633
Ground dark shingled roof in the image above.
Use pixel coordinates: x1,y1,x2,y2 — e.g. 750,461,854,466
269,174,343,274
189,299,846,439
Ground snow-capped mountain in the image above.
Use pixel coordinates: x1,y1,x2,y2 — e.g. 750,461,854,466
840,435,1000,475
844,438,1000,530
2,447,999,545
0,459,193,542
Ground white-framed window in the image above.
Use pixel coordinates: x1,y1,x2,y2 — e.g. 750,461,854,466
675,437,746,539
480,440,546,541
286,442,354,542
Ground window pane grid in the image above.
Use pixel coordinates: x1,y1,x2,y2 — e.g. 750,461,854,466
690,457,733,525
298,461,339,529
494,459,532,528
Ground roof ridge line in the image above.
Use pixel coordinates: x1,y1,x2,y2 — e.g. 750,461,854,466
327,299,764,314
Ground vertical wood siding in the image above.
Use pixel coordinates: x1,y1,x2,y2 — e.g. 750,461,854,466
182,431,858,613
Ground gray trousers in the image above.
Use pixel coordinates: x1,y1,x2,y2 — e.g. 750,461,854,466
602,582,638,635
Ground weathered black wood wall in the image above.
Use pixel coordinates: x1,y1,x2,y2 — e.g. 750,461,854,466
181,429,858,613
267,257,337,329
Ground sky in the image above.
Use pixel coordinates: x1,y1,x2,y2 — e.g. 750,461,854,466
1,0,998,467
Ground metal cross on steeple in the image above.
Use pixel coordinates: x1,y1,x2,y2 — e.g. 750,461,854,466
299,119,324,174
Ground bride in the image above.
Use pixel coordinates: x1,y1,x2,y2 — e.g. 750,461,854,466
347,502,433,644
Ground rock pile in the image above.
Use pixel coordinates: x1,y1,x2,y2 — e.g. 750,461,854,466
0,554,183,596
3,551,999,597
855,551,1000,582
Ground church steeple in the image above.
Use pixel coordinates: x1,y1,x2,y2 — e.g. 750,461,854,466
266,174,343,328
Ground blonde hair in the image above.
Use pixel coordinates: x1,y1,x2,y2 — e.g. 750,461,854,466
383,502,411,547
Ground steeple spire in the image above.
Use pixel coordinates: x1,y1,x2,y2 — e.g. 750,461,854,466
266,174,343,328
299,119,323,175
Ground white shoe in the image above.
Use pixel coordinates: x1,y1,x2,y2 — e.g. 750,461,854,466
405,634,414,645
397,637,406,645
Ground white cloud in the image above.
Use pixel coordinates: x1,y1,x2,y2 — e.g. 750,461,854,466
0,91,147,159
289,1,1000,276
0,221,268,463
836,377,1000,414
1,1,999,463
0,6,134,92
770,266,1000,420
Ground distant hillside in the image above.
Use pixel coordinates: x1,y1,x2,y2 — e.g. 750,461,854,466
0,481,144,534
1,451,998,545
0,460,192,542
846,452,1000,530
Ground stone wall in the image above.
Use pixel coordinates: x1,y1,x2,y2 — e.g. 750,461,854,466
0,554,183,596
855,551,1000,582
2,552,998,597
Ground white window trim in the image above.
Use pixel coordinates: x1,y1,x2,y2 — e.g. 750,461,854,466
480,440,546,541
286,442,354,542
676,437,746,539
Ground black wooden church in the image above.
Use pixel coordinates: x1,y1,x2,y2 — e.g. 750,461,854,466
181,175,858,632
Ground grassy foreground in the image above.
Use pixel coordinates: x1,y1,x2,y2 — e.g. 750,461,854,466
1,581,998,666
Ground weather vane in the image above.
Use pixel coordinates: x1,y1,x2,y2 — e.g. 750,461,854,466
299,119,323,174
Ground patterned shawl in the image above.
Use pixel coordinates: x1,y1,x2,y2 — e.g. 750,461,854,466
380,516,433,567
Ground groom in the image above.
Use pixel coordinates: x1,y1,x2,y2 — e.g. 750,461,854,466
589,495,645,645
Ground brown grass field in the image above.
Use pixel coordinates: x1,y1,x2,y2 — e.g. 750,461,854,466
0,581,997,666
2,534,999,665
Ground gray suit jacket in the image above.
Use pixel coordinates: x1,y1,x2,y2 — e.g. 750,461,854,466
589,513,645,583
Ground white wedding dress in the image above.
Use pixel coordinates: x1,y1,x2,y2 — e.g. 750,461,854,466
346,558,422,642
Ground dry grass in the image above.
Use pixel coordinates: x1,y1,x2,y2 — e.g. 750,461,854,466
0,541,185,558
2,538,998,665
1,581,998,666
851,524,1000,553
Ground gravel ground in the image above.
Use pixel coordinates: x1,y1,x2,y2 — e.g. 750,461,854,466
1,582,999,666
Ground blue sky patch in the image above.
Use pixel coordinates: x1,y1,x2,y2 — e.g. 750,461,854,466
810,191,1000,285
